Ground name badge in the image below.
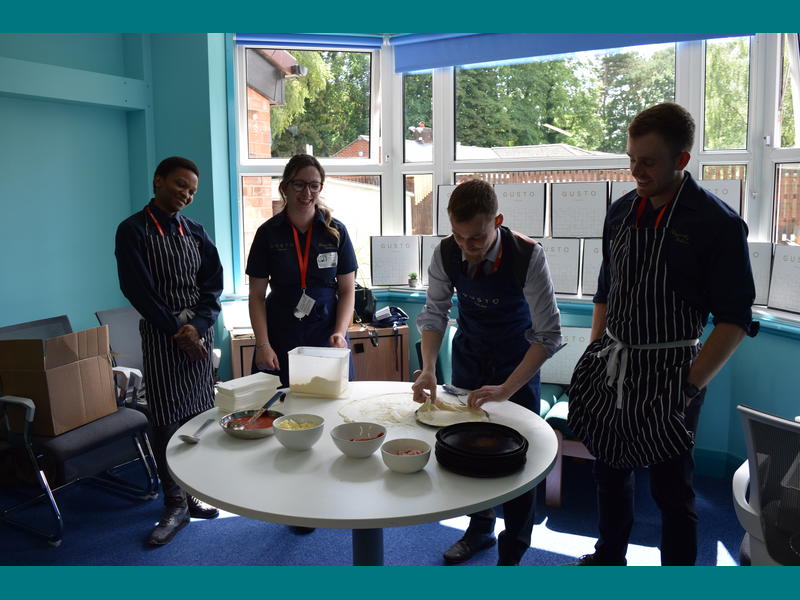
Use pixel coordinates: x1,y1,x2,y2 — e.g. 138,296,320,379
317,252,338,269
294,292,316,320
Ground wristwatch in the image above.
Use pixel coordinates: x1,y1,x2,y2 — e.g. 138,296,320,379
683,382,703,403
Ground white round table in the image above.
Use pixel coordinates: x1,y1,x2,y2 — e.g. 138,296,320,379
167,381,557,565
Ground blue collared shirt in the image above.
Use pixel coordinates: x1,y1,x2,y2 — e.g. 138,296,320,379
595,173,756,334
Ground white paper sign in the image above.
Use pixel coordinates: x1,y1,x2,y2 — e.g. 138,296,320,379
494,183,546,237
581,238,603,297
748,242,772,306
421,235,445,286
611,180,637,201
700,179,742,214
551,182,607,238
540,326,592,385
542,238,581,294
767,245,800,314
436,185,456,235
370,236,420,286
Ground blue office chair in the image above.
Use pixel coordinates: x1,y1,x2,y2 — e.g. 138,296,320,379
0,315,157,546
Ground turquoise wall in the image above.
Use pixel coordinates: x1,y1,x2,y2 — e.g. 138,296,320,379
0,33,233,373
0,33,127,76
0,34,134,333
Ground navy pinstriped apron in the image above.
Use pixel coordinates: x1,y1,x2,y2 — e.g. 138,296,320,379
140,214,215,427
568,180,704,468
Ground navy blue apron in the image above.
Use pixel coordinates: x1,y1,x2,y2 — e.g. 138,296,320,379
254,224,353,386
449,232,540,413
140,210,215,427
568,180,704,468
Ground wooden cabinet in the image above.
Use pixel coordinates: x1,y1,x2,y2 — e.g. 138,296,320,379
229,325,409,382
230,333,257,379
348,324,409,382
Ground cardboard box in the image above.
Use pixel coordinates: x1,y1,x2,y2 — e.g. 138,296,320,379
0,325,117,436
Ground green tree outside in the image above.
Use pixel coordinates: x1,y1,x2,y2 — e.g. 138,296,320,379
261,41,754,159
704,38,750,150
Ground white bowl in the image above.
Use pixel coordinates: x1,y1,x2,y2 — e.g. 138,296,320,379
381,438,431,473
330,422,387,458
272,414,325,451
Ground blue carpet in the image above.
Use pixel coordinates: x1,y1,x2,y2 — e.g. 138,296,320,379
0,458,743,566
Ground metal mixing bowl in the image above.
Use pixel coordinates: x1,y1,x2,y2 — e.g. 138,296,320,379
219,409,284,439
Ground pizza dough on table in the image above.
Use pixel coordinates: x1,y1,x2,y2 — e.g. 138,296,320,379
338,392,419,425
338,391,488,427
416,398,489,427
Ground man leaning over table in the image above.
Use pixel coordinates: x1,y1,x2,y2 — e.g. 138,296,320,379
412,178,562,566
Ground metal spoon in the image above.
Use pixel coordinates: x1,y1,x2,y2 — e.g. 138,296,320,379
230,390,287,431
179,418,215,444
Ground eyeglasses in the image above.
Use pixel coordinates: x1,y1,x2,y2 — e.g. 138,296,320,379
288,179,322,193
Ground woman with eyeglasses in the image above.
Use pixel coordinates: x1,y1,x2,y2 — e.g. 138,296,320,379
246,154,357,388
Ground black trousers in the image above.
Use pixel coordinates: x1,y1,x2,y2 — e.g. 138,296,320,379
458,380,539,564
150,417,192,508
465,488,537,563
592,394,704,566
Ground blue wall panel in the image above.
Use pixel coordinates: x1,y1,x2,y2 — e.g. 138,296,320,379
0,94,131,332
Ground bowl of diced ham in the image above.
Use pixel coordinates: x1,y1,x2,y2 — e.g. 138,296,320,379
330,422,387,458
381,438,431,473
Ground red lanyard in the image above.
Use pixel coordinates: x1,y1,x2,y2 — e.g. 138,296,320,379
490,240,503,273
291,223,313,290
146,207,184,237
635,197,670,229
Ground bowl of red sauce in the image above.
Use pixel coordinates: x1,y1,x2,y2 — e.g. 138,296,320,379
219,409,285,439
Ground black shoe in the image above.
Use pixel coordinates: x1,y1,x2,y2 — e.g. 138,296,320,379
148,505,190,546
566,553,625,566
443,534,496,564
289,526,316,534
187,495,219,519
496,558,519,566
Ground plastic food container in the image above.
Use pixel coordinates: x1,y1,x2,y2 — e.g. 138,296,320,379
288,347,350,398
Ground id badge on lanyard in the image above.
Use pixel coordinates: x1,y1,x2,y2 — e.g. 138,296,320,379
292,223,316,320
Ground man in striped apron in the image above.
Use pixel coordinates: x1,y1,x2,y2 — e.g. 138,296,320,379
567,103,758,565
414,179,562,565
116,156,223,546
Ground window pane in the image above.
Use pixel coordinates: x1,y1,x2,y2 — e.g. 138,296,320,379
776,164,800,245
245,48,371,159
241,175,281,268
701,164,747,182
319,176,381,287
404,73,433,162
240,175,381,286
456,169,632,238
454,44,675,160
456,169,632,185
704,37,750,150
780,33,799,148
404,174,433,234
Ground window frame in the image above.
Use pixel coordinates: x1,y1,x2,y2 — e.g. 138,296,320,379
232,42,390,295
231,34,800,298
